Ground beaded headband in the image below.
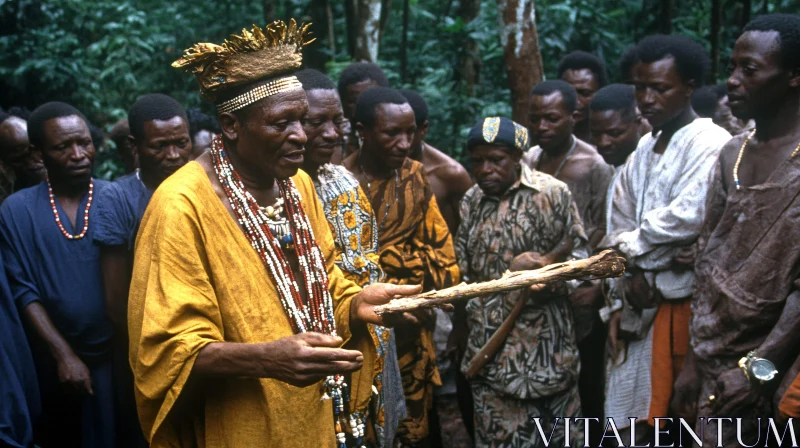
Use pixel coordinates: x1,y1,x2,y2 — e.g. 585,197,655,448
172,19,314,103
216,76,303,113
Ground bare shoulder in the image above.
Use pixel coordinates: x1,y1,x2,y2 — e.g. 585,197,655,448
423,144,472,193
567,139,609,179
424,144,469,176
573,138,604,163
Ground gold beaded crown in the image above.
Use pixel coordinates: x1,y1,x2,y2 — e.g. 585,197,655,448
172,19,315,109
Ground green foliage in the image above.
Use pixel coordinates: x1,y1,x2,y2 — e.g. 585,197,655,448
1,0,797,175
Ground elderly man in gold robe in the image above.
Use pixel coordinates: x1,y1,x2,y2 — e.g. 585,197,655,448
127,21,420,447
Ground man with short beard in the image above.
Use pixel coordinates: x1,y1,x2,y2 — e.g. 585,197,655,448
344,87,459,446
0,102,115,447
296,68,406,448
602,35,731,442
671,14,800,446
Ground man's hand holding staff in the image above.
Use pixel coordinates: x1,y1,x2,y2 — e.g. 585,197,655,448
374,249,626,316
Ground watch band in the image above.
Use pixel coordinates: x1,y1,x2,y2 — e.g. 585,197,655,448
738,354,751,380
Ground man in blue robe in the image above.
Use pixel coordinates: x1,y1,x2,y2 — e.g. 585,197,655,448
92,93,191,447
0,102,114,448
0,251,40,448
94,93,192,328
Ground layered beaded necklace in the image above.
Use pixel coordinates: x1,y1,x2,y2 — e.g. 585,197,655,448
210,135,360,447
733,129,800,190
48,178,93,240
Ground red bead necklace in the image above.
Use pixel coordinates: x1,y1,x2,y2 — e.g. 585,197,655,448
211,135,364,446
48,178,93,240
210,135,334,334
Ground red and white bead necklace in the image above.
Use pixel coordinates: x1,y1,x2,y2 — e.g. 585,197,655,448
211,135,358,446
47,178,93,240
210,135,335,333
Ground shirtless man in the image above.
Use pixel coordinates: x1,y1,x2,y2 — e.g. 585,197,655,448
524,80,614,445
399,89,473,234
524,80,614,248
671,14,800,446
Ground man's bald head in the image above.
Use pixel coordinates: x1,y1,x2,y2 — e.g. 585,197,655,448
0,116,31,167
0,115,46,186
0,115,27,140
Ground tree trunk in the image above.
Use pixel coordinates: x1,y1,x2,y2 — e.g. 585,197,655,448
458,0,482,96
710,0,722,82
497,0,544,125
401,0,410,83
660,0,673,34
354,0,383,62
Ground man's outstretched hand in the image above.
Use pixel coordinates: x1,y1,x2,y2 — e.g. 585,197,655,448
351,283,448,327
263,333,363,387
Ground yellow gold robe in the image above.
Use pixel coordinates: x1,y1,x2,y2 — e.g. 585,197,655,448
128,162,372,447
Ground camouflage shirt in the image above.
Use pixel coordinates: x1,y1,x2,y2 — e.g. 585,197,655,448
456,165,588,399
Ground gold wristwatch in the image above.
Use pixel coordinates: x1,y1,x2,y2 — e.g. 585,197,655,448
738,350,778,383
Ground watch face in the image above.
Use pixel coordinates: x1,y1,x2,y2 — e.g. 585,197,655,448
752,359,778,381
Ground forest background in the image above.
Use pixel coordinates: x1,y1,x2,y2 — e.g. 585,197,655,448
0,0,795,179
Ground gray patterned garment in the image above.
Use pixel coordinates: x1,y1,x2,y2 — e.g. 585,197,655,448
455,164,589,447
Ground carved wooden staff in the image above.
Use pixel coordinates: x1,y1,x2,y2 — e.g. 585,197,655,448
374,250,627,378
374,250,626,315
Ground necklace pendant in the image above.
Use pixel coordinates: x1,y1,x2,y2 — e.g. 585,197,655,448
279,232,294,250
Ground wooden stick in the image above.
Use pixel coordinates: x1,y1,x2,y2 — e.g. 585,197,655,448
374,249,626,315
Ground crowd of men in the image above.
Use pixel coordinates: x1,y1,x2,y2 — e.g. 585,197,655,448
1,12,799,448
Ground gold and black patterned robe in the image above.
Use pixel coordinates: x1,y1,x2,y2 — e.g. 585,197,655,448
361,158,459,445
